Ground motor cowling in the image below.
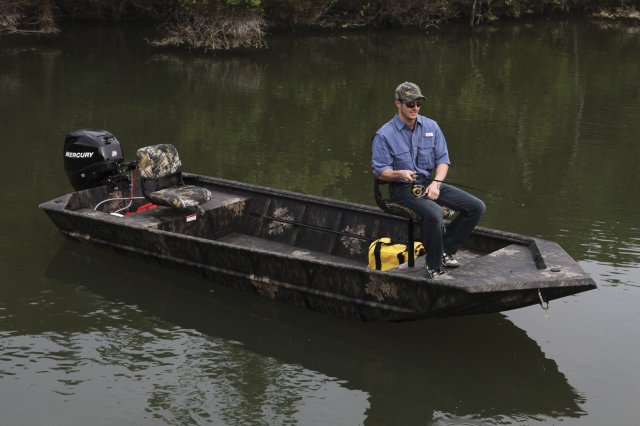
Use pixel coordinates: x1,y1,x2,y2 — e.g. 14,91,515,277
63,129,124,190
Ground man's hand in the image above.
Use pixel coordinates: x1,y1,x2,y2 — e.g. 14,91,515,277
397,170,417,183
426,181,441,200
379,169,417,183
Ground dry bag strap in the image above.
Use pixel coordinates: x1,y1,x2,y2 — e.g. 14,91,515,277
373,240,383,270
374,239,408,269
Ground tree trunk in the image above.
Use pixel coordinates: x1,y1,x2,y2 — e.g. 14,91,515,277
39,0,58,33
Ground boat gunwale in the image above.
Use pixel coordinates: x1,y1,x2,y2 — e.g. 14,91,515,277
40,175,544,250
186,173,544,247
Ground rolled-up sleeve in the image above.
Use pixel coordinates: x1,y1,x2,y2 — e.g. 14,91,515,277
371,133,392,177
433,122,450,166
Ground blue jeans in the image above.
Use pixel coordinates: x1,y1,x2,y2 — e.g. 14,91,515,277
390,182,486,269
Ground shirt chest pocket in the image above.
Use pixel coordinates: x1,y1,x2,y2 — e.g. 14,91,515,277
391,150,413,170
416,137,435,170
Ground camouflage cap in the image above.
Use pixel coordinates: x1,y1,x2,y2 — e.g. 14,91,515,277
395,82,426,103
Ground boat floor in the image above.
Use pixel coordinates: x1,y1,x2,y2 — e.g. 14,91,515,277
219,233,365,268
218,232,554,292
218,232,483,278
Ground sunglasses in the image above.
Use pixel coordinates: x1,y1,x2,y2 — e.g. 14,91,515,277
402,100,424,109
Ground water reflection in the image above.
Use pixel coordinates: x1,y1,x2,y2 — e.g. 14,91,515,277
3,248,367,425
36,243,586,425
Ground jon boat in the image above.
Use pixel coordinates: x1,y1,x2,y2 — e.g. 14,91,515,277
40,130,596,321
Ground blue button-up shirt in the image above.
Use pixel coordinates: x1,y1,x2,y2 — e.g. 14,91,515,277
372,114,450,181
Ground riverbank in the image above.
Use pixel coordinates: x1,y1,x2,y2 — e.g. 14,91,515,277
1,0,638,51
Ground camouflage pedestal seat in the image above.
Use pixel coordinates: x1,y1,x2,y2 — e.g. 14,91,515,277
373,179,456,268
137,144,212,214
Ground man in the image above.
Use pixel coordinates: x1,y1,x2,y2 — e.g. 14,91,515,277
371,82,485,278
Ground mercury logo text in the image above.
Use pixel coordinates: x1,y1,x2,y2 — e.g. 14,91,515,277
65,152,94,158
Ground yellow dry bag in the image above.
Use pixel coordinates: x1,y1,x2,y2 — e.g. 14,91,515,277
368,237,425,271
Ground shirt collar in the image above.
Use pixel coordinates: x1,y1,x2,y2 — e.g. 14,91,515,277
393,113,422,131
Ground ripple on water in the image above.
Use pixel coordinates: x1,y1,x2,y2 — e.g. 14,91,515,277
0,316,369,425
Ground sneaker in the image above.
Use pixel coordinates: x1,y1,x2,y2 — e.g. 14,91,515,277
426,266,446,279
442,253,460,268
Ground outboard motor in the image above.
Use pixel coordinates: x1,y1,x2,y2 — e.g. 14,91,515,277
63,129,125,190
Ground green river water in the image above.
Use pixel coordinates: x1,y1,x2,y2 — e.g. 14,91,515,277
1,19,639,425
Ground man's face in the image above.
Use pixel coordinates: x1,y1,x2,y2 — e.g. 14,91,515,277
396,99,423,122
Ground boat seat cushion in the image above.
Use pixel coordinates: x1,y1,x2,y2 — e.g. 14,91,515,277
137,144,182,179
380,201,422,222
381,200,456,221
146,185,212,210
374,178,455,221
136,144,212,212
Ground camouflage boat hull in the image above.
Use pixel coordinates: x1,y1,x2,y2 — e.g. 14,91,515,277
39,174,596,321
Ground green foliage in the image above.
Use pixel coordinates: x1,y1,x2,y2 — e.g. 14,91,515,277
178,0,262,9
1,0,638,45
225,0,262,7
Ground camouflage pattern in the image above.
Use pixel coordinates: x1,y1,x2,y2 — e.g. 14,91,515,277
145,185,212,210
441,206,456,219
136,144,211,212
382,201,423,222
394,82,426,102
137,144,182,179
